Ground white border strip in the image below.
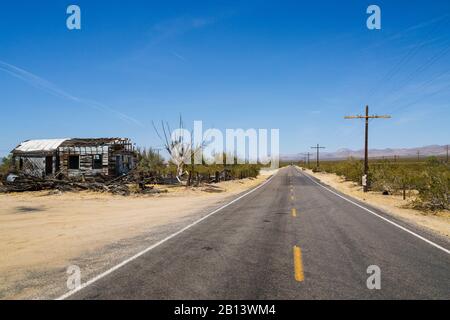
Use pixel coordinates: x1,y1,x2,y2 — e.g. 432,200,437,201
56,174,276,300
297,168,450,255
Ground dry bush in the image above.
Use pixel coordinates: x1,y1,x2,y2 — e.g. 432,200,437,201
318,156,449,212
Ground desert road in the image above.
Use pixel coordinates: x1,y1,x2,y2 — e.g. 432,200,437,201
66,166,450,299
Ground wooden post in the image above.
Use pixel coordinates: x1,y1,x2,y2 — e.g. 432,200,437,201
344,106,391,192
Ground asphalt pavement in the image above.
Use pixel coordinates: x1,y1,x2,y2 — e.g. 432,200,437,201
68,166,450,299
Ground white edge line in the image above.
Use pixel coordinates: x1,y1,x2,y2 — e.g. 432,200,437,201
296,167,450,255
56,173,277,300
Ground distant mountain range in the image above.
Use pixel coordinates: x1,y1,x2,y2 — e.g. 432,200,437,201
282,145,449,161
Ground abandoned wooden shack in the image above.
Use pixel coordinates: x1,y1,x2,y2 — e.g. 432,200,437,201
11,138,137,179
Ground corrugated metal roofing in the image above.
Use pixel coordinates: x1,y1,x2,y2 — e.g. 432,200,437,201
14,138,70,152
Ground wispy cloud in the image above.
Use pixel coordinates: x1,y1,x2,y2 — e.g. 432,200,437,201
0,60,144,127
150,16,216,44
123,16,216,66
171,51,187,62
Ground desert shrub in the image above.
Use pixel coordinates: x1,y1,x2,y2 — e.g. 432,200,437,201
0,154,13,180
322,158,364,184
371,160,397,192
230,163,260,178
169,152,261,185
136,148,166,177
412,159,449,211
317,156,449,211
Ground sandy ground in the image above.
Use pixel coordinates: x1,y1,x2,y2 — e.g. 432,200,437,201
300,167,450,238
0,169,277,299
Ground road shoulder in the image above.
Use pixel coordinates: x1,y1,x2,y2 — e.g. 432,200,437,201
0,171,276,299
296,166,450,241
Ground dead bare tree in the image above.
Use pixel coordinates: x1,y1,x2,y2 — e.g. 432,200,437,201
152,116,207,185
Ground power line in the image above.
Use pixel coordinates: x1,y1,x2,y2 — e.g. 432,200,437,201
367,16,450,102
368,17,450,117
389,81,450,115
372,32,450,115
378,65,450,113
344,106,391,192
382,38,450,104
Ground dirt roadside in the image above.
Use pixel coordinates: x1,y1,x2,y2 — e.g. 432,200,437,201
0,169,277,299
299,167,450,238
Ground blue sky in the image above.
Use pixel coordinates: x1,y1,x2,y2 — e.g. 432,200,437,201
0,0,449,157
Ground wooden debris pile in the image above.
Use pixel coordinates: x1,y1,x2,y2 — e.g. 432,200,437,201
0,173,161,196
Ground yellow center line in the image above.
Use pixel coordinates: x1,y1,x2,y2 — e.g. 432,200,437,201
291,208,297,217
293,246,305,282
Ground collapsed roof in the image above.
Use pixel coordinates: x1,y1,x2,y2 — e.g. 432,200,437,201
12,138,69,153
12,138,133,154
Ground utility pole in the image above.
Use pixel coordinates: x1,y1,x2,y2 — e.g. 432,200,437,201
310,144,325,168
417,150,420,161
344,105,391,192
303,152,312,167
447,145,449,163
